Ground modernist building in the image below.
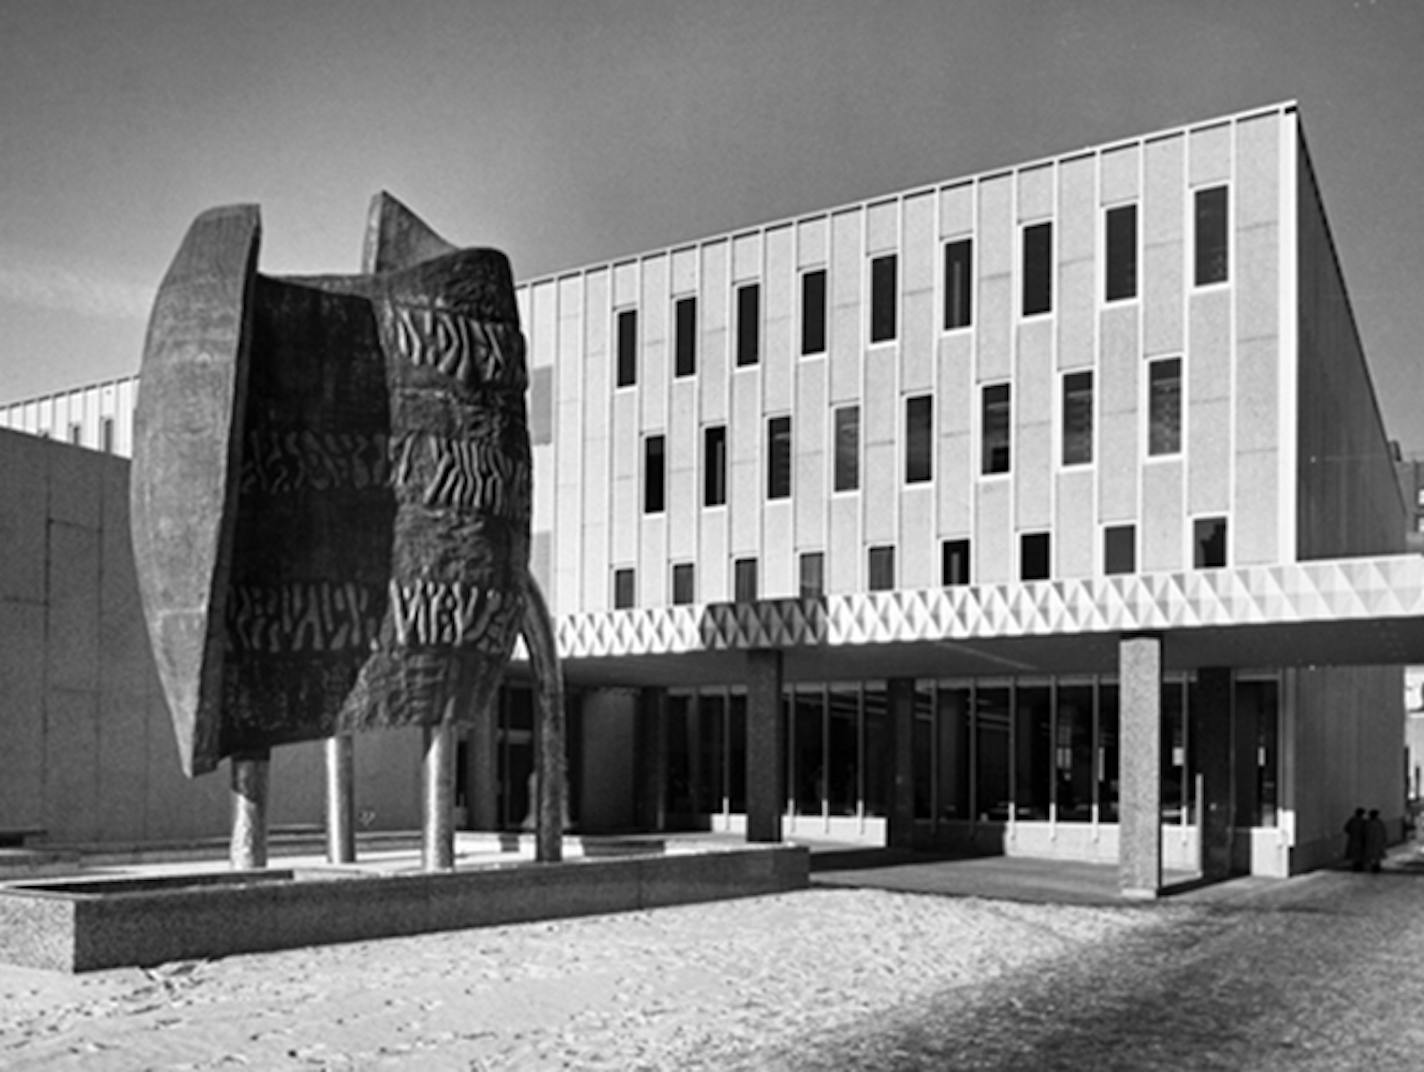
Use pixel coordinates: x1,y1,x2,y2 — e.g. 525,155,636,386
3,101,1419,893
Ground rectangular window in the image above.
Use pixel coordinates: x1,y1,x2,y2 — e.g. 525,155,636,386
616,308,638,387
101,417,115,454
942,539,970,586
674,296,697,377
944,238,973,330
870,254,897,343
613,568,635,609
1022,221,1052,316
672,563,695,605
868,546,895,591
1195,185,1229,285
1105,204,1137,301
834,405,860,492
982,383,1011,475
1061,371,1093,466
736,284,760,366
905,395,932,483
799,552,824,599
734,557,758,602
1104,524,1136,575
1194,517,1228,568
1021,532,1051,581
643,434,665,513
801,269,827,355
1148,357,1182,456
767,416,792,499
68,422,82,445
704,425,727,507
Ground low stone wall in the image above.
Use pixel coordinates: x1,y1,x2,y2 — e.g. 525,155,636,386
0,845,808,973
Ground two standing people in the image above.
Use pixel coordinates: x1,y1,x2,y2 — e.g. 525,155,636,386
1343,806,1388,872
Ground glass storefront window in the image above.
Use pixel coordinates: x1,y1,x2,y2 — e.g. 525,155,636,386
1237,678,1280,827
699,693,727,816
1055,683,1094,822
1161,680,1187,822
795,687,825,816
937,686,972,821
1015,684,1052,820
728,692,747,813
827,686,859,816
913,685,934,819
975,686,1011,821
863,686,888,817
1098,684,1120,821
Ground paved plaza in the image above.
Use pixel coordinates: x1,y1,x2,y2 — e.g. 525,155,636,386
4,844,1424,1069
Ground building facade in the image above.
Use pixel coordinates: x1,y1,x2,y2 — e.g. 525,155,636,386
2,102,1415,888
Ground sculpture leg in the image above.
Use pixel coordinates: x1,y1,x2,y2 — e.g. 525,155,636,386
325,735,356,863
422,720,457,871
230,750,271,870
522,576,567,863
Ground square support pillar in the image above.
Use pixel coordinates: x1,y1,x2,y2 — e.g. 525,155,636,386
888,678,917,848
635,687,668,832
746,650,784,843
1192,667,1234,880
1119,633,1163,898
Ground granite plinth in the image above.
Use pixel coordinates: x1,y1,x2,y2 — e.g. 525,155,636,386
0,845,808,973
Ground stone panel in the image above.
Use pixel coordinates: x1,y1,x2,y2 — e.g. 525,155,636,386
47,522,100,693
975,479,1012,583
1234,449,1279,565
899,486,935,589
1235,112,1280,228
1189,122,1232,187
939,182,973,238
797,217,827,268
762,500,794,598
1186,397,1231,516
0,599,45,829
43,688,100,843
1017,164,1054,222
829,210,863,404
763,226,794,415
0,431,50,603
1237,222,1279,342
1100,144,1140,204
867,199,897,254
1142,460,1184,571
864,441,896,544
1055,468,1095,579
1188,289,1230,401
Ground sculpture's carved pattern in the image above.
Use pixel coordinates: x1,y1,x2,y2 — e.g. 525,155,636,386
420,435,530,517
227,582,383,653
239,431,392,495
387,303,526,390
389,579,521,653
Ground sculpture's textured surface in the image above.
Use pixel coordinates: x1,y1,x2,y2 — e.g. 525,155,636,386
132,196,539,778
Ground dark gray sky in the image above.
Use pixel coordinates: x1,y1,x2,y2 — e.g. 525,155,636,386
3,0,1422,449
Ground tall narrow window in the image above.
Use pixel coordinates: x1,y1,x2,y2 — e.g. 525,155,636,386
982,383,1011,474
801,269,827,355
68,422,82,445
1022,222,1053,316
101,417,115,454
944,238,973,330
736,283,760,366
1195,185,1229,285
672,563,695,605
834,405,860,492
1105,204,1137,301
870,254,897,343
868,546,896,591
905,395,932,483
674,296,697,377
1061,371,1093,466
1194,517,1228,568
616,308,638,387
1148,357,1182,456
767,416,792,499
1021,532,1051,581
703,425,727,507
734,557,758,602
1104,524,1136,575
643,434,665,513
613,568,635,609
942,539,970,586
799,552,824,599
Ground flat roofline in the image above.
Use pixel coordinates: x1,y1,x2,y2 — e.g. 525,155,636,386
526,100,1299,290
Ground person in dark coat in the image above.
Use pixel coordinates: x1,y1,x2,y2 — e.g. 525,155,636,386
1364,809,1388,873
1344,807,1366,871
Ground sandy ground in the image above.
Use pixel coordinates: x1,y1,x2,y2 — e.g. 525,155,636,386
3,863,1424,1070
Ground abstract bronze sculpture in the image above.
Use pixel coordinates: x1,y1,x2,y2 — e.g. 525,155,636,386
130,194,565,864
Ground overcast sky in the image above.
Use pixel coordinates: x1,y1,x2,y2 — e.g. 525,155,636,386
3,0,1423,450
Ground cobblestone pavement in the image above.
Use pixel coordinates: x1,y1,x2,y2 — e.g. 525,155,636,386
3,859,1423,1069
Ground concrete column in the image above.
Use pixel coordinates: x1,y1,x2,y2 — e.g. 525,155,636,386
466,694,500,831
324,735,356,863
1192,668,1234,880
746,650,784,843
888,678,917,848
422,724,456,871
230,750,271,870
1119,633,1163,898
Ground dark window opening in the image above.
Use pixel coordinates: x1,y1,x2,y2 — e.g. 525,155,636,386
868,546,896,591
643,435,665,514
801,269,827,355
1105,204,1138,301
1194,517,1228,568
800,552,824,599
704,425,727,507
1021,532,1051,581
675,297,697,377
834,406,859,492
1022,222,1053,316
905,394,932,483
944,238,973,330
982,383,1011,474
734,557,758,603
672,563,695,605
613,568,635,609
1062,371,1093,466
616,308,638,387
1195,185,1229,286
942,539,970,586
871,255,897,342
1104,525,1136,575
736,284,760,366
767,416,792,499
1149,357,1182,456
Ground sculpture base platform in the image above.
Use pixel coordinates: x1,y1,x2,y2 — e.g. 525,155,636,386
0,844,808,973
